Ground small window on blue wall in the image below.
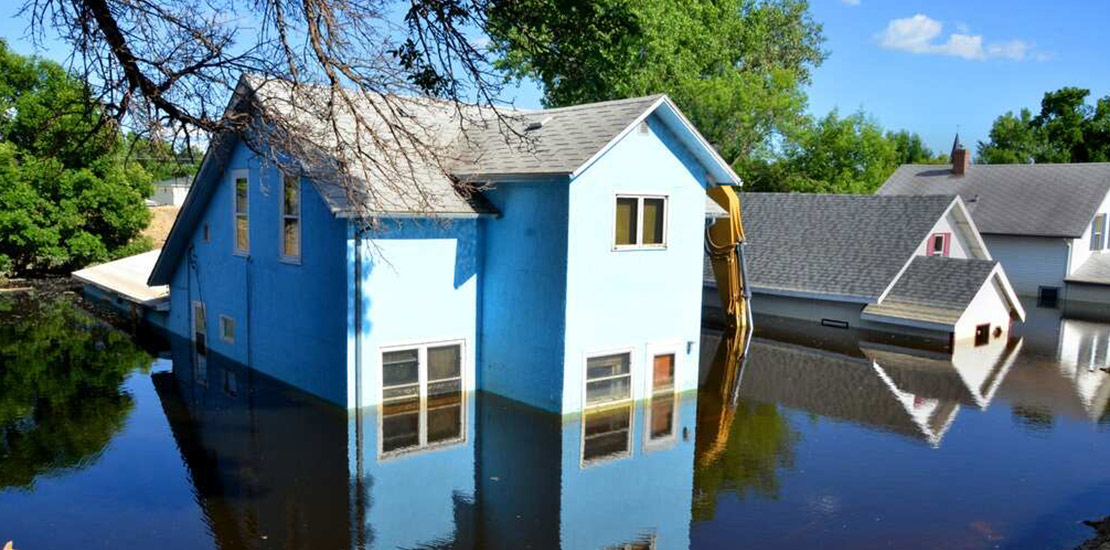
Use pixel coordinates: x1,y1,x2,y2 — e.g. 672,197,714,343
219,315,234,344
281,172,301,262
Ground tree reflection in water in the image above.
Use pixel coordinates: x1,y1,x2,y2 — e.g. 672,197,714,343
0,293,152,490
693,328,799,521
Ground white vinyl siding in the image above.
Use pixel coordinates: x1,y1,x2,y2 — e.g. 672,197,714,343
982,235,1069,296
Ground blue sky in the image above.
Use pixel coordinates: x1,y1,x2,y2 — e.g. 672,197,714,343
2,1,1108,156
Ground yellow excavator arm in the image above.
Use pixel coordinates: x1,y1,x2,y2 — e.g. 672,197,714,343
706,185,750,331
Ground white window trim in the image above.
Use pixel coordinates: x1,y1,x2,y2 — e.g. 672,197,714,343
219,314,235,344
279,171,302,264
1092,213,1107,252
612,194,669,251
377,338,468,460
231,169,250,257
582,346,637,410
643,342,682,452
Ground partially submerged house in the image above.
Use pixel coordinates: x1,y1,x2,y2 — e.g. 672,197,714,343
878,141,1110,306
146,75,738,414
73,249,169,330
707,193,1026,344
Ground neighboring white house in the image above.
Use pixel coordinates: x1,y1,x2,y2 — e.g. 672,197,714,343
150,176,192,206
877,143,1110,307
706,193,1026,345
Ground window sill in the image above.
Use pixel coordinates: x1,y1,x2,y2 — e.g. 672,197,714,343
278,256,302,266
612,244,668,252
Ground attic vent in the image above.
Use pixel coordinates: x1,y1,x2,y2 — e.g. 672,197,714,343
525,116,554,131
638,121,649,134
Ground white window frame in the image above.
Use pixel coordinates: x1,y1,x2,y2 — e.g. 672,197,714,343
231,169,250,256
377,338,468,459
279,171,302,264
219,314,235,344
1092,213,1106,252
613,194,668,251
582,348,636,409
643,343,681,451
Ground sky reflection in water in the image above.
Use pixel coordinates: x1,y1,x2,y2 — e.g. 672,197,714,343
2,295,1110,550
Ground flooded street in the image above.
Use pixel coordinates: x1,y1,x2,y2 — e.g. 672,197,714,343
2,293,1110,550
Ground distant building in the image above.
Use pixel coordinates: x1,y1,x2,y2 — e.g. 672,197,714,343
707,193,1025,345
145,75,736,413
150,176,192,206
878,141,1110,307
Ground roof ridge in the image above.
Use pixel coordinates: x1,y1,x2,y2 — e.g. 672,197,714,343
531,94,665,114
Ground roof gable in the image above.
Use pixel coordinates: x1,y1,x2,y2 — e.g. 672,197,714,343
740,193,959,301
878,163,1110,237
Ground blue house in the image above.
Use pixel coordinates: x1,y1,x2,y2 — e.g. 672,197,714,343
148,75,738,414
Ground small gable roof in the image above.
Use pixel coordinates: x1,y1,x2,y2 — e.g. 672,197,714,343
862,256,1023,328
739,193,959,301
878,163,1110,237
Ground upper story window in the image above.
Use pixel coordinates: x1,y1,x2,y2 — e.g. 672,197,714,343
928,232,950,257
1091,213,1106,251
233,174,249,255
280,172,302,262
615,195,667,249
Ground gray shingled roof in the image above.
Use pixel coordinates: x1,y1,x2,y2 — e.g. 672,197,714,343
878,163,1110,237
739,193,958,300
862,256,998,327
1067,253,1110,285
451,95,664,177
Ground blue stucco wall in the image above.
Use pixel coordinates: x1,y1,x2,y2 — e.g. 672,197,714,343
478,180,570,412
167,138,348,405
562,114,711,412
348,219,481,409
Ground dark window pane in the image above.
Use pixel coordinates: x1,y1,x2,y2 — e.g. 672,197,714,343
587,353,631,380
583,405,632,462
235,178,248,214
650,397,675,439
428,345,461,381
642,198,665,245
428,391,463,444
383,349,419,388
653,354,675,391
283,219,300,258
382,398,420,453
283,175,300,216
615,197,638,246
586,377,631,406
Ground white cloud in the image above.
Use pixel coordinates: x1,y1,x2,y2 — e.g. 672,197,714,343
876,14,1035,61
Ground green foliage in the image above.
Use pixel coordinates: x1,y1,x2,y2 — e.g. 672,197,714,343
888,129,947,165
488,0,826,164
124,135,202,182
978,87,1110,164
0,294,152,490
744,110,915,194
0,40,153,275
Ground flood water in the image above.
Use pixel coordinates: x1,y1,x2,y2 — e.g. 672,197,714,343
2,293,1110,550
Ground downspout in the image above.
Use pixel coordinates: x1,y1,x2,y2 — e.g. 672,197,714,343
1064,239,1073,304
352,225,367,550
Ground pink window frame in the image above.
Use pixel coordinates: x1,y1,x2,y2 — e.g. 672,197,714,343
927,232,951,257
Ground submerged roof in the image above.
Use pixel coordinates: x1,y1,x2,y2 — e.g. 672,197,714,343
862,256,1002,327
739,193,959,301
1067,253,1110,285
878,163,1110,237
73,250,168,308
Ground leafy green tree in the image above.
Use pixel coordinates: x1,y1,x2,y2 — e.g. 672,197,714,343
124,135,202,182
887,129,947,165
978,87,1110,164
488,0,826,166
745,110,899,193
0,40,152,275
0,294,152,490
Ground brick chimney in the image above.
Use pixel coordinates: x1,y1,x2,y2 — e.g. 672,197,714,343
952,147,970,176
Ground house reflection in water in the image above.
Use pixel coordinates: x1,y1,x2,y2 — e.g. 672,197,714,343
999,303,1110,422
699,318,1022,448
154,336,697,550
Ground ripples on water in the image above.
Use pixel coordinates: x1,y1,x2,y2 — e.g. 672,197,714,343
2,293,1110,550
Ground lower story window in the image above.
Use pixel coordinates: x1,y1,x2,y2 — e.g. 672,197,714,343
646,352,677,447
975,324,991,347
1038,286,1060,308
585,352,632,407
582,402,633,465
380,342,465,457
